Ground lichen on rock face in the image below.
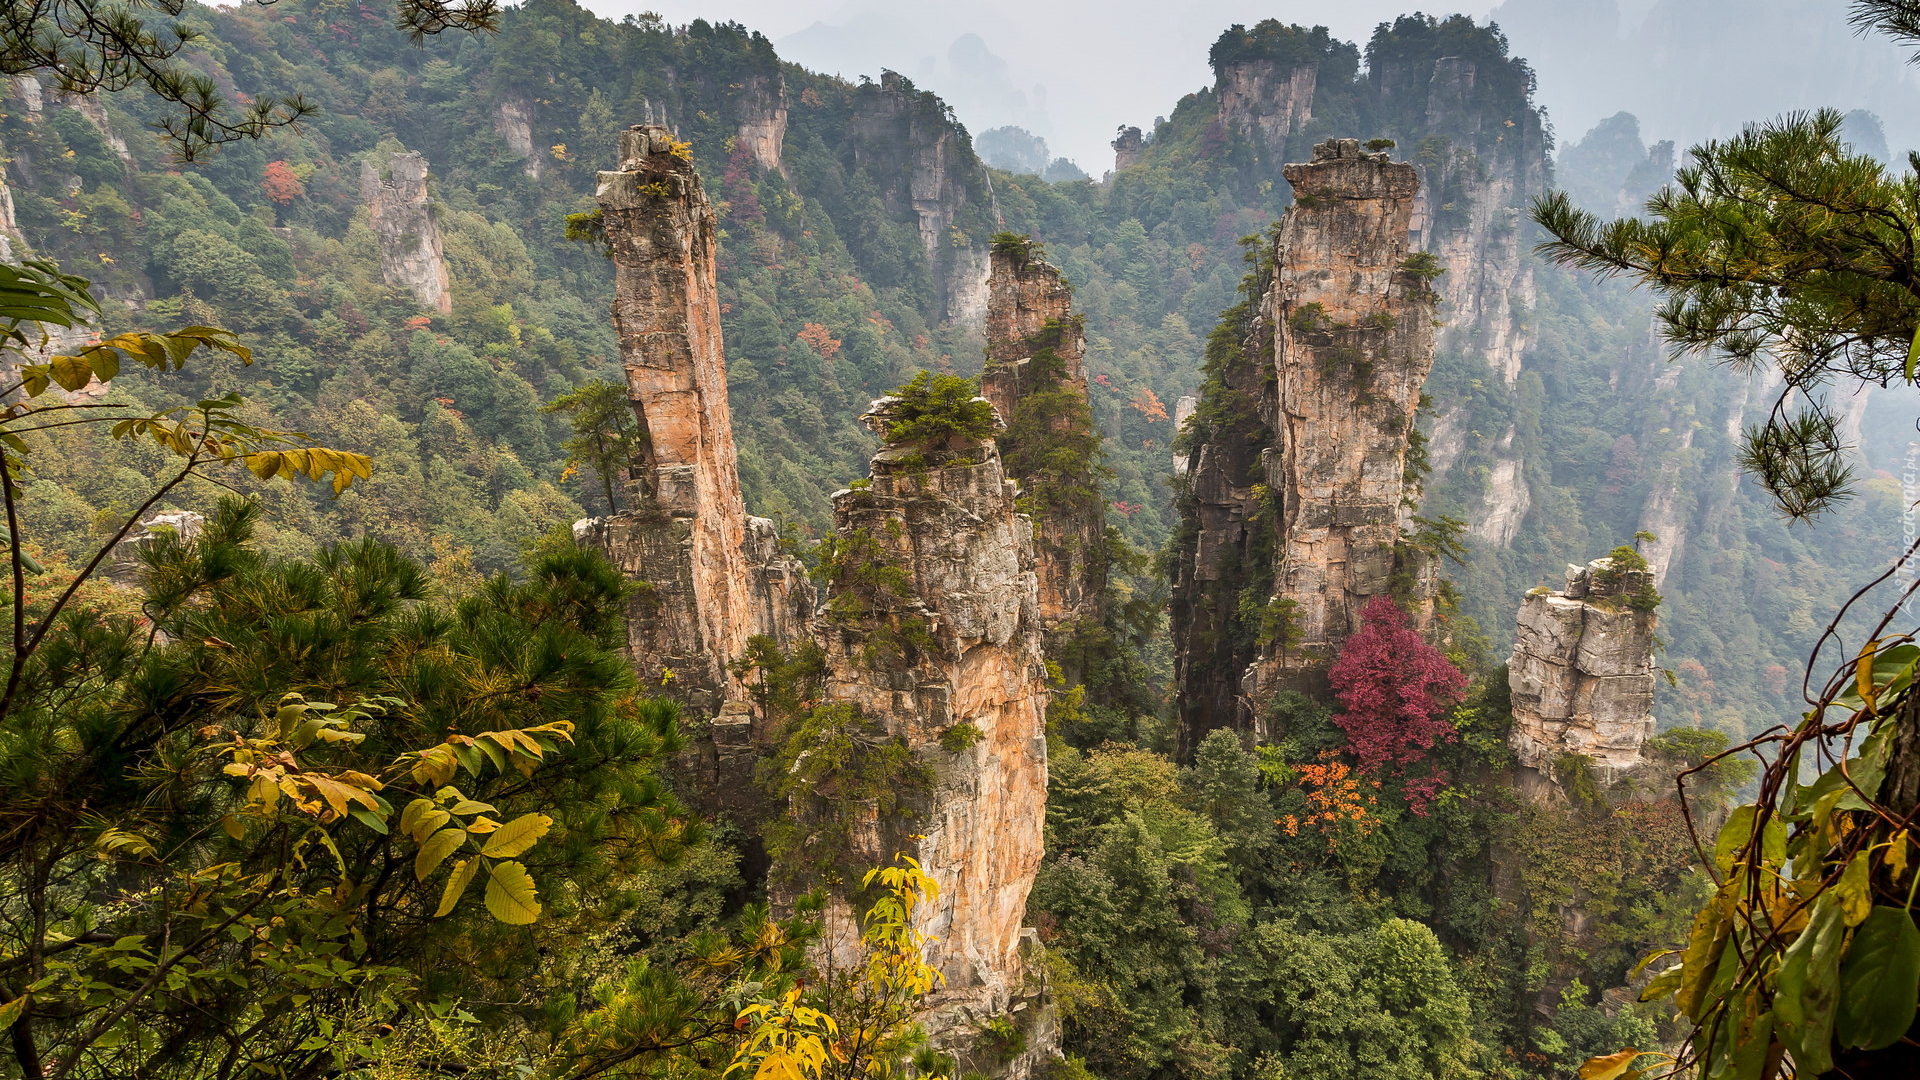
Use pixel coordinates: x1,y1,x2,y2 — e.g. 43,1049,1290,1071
1508,555,1660,780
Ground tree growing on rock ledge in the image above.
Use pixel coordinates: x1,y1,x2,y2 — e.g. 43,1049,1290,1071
1326,596,1467,811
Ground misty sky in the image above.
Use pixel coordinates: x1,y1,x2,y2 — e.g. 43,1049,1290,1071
579,0,1920,172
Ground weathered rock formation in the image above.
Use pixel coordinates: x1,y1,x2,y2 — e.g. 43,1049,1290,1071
1508,556,1659,779
1110,126,1143,172
1216,57,1316,160
983,244,1105,641
849,72,994,324
575,125,811,750
734,73,788,175
1172,139,1439,753
1396,51,1548,387
492,98,543,180
360,152,453,315
817,394,1052,1075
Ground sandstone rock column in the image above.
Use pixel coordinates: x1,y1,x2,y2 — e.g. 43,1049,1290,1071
360,152,453,315
812,395,1053,1076
982,243,1105,641
577,125,811,725
1250,139,1440,701
1172,139,1439,753
1508,555,1659,781
848,72,992,324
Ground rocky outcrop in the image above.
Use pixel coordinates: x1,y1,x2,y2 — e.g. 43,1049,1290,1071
983,243,1105,639
816,394,1052,1075
1391,53,1549,387
1216,58,1316,160
360,152,453,315
1110,126,1143,172
1172,139,1439,752
108,511,204,587
1248,139,1440,696
1508,556,1659,779
734,73,787,175
578,125,811,745
849,72,994,324
492,97,543,180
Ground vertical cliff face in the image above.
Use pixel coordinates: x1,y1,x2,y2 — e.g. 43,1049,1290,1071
1371,33,1550,552
360,152,453,315
983,245,1105,640
580,125,811,729
734,73,787,175
492,98,543,179
1173,139,1438,752
849,72,993,324
1508,556,1658,780
1401,55,1546,387
817,396,1052,1073
1215,59,1317,160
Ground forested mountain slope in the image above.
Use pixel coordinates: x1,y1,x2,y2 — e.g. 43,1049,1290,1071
2,2,1895,1078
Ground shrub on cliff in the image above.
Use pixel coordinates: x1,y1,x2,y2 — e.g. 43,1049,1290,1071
1327,597,1468,789
884,370,999,449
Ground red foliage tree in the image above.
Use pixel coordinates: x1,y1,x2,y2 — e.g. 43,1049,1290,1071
1327,597,1467,795
261,160,304,205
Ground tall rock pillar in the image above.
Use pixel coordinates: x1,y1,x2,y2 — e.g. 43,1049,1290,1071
808,395,1053,1076
1253,139,1439,693
983,242,1105,650
360,151,453,315
1508,555,1659,783
576,126,811,789
1172,139,1439,754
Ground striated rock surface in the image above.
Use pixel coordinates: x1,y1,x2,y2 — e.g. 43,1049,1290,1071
1249,139,1440,697
1172,139,1438,752
1392,54,1549,387
360,152,453,315
849,72,994,324
734,73,788,175
1508,556,1658,778
1216,57,1317,160
579,125,812,746
815,395,1052,1075
983,244,1105,639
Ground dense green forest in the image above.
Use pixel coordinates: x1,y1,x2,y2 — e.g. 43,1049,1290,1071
3,1,1917,1078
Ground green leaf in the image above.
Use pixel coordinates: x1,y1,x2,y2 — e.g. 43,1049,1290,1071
1906,322,1919,383
1679,892,1734,1020
1838,905,1920,1050
435,858,480,918
348,808,388,835
1776,891,1846,1076
413,827,468,882
1792,721,1895,819
479,813,551,859
484,860,541,924
0,994,26,1029
1833,643,1919,711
